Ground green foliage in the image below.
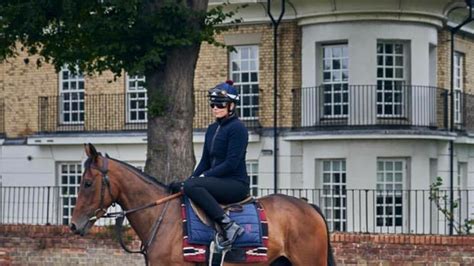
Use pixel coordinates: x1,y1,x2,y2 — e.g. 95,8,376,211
147,88,168,117
429,176,473,234
0,0,242,75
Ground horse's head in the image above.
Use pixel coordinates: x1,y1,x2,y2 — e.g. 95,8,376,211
70,143,117,236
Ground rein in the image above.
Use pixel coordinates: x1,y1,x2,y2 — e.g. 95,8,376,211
87,155,183,265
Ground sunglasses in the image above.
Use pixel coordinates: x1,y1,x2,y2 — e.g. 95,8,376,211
210,102,228,109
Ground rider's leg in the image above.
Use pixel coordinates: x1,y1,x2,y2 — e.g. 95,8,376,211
183,177,248,246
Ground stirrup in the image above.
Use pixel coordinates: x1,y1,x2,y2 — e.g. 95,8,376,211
209,240,229,266
216,224,244,248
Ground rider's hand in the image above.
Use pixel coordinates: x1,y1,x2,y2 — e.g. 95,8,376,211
168,181,184,193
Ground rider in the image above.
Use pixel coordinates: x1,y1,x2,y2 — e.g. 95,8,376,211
182,80,250,247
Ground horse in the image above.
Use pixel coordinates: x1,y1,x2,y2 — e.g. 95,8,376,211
70,144,335,266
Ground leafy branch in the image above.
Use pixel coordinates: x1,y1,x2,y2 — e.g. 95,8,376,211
429,176,474,234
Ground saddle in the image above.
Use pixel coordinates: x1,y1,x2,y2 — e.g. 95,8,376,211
189,195,254,227
181,195,269,265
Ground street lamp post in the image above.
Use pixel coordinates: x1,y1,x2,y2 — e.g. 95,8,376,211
448,0,474,235
267,0,285,194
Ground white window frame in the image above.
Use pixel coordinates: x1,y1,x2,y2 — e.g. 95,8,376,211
376,159,405,232
322,44,349,118
59,66,85,124
376,41,408,118
321,159,347,231
126,75,147,123
230,45,259,121
246,161,259,197
58,162,82,225
454,52,463,125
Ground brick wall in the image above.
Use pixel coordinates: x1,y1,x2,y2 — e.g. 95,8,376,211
0,225,143,266
3,24,474,137
437,29,474,129
332,233,474,265
194,21,301,128
1,225,474,265
0,49,127,138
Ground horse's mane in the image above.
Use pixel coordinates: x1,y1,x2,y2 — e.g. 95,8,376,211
110,158,168,189
85,154,168,189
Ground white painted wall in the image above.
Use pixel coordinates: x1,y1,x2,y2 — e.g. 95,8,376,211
302,21,438,87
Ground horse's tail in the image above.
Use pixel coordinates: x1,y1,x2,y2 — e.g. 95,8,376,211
309,203,336,266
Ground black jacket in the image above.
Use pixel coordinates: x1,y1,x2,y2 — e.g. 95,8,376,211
193,115,249,184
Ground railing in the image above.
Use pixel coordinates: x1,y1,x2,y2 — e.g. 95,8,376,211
258,188,474,235
0,186,123,226
194,91,261,130
38,92,261,134
38,94,147,133
292,85,449,131
458,91,474,133
0,98,4,135
2,186,474,235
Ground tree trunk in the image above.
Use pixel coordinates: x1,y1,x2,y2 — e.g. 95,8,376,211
143,0,209,184
145,46,197,183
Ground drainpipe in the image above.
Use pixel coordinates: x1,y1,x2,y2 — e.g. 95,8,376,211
267,0,285,194
448,0,474,235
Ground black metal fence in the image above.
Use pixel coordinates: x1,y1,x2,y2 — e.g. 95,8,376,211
37,92,261,134
460,91,474,133
292,85,449,130
2,186,473,235
38,94,147,133
194,91,261,130
0,186,123,226
258,188,474,235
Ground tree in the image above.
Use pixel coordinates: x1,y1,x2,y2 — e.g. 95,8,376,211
0,0,236,183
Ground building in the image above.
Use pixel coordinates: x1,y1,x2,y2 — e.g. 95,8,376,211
1,0,474,234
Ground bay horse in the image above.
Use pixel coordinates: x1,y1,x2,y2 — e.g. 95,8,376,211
70,144,335,265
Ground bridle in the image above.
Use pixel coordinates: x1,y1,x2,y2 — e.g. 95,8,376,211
86,155,115,222
84,155,182,265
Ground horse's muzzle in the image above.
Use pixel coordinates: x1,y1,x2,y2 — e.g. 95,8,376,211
69,222,81,235
70,221,89,236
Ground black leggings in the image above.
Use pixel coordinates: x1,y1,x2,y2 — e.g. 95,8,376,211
183,176,249,220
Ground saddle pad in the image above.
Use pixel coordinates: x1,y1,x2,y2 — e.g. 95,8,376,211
181,196,269,263
184,196,262,246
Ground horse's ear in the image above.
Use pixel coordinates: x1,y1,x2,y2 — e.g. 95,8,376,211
84,143,99,159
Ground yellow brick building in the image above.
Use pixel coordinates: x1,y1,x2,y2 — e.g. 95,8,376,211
1,0,474,235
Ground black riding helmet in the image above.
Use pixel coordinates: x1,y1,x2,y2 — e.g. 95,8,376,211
208,80,239,115
208,80,239,103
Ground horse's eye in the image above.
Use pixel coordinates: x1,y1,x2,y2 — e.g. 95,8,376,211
84,180,93,188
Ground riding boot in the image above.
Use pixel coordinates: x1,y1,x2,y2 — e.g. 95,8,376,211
215,214,244,247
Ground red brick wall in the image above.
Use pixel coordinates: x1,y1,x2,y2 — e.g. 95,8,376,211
0,225,143,265
1,225,474,265
331,233,474,265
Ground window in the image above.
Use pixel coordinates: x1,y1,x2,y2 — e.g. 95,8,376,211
59,66,85,124
454,52,464,124
376,42,407,117
321,160,346,231
376,159,405,229
322,44,349,118
230,45,259,120
126,75,147,123
58,162,82,225
246,161,259,197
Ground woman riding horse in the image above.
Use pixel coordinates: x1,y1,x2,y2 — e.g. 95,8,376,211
71,144,335,265
171,80,249,248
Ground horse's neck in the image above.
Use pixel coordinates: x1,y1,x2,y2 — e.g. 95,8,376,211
114,167,174,242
